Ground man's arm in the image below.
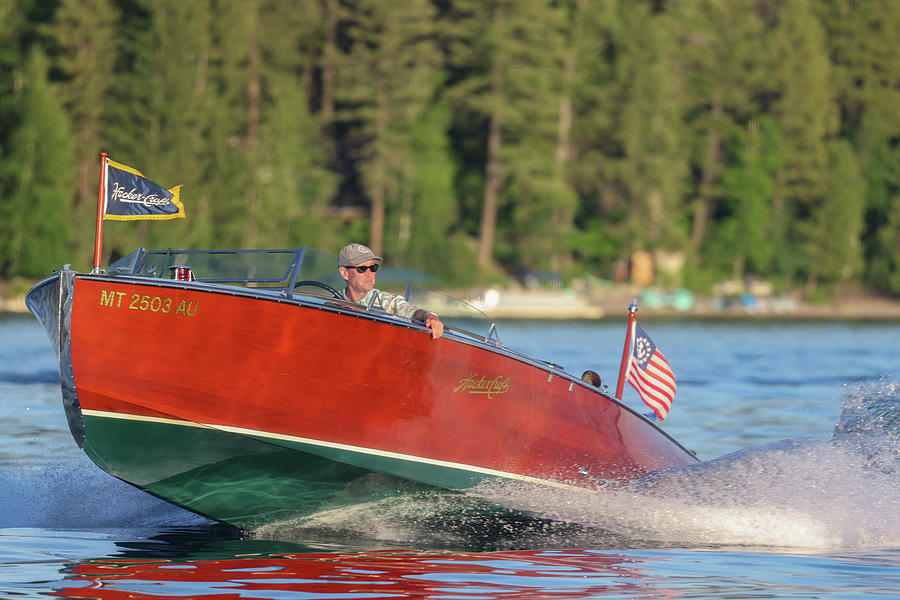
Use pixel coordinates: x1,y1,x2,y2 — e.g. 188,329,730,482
378,292,443,339
412,308,444,339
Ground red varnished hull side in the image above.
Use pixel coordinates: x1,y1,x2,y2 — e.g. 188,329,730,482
70,278,696,487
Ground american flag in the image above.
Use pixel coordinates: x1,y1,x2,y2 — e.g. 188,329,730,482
626,323,677,419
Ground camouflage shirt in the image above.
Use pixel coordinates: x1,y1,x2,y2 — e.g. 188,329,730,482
341,288,420,319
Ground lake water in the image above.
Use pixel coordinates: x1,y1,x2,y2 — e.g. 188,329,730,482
2,310,899,598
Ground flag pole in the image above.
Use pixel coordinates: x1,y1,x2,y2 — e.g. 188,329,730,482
92,152,107,273
614,298,639,400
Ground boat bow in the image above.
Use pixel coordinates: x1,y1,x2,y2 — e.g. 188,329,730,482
26,267,85,447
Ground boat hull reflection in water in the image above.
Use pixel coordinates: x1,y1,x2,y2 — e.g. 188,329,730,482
59,546,653,600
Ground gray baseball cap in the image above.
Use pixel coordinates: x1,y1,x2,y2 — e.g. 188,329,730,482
338,243,382,267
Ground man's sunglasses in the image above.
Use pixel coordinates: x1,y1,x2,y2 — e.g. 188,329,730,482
346,264,379,273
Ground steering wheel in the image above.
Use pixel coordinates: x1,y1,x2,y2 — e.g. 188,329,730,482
293,280,342,299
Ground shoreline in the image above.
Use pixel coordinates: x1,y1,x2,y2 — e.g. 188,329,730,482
592,287,900,321
453,285,900,321
5,285,900,321
0,296,27,313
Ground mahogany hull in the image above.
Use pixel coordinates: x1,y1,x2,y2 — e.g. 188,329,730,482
29,272,697,529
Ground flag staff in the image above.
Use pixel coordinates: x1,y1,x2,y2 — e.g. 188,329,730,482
92,151,108,273
614,298,639,399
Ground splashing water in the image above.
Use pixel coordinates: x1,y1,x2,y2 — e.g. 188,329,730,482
251,489,612,551
257,383,900,550
467,382,900,549
831,380,900,474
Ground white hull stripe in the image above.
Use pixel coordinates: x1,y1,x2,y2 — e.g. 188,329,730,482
82,409,585,491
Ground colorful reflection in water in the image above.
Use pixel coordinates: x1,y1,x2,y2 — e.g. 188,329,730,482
57,547,666,599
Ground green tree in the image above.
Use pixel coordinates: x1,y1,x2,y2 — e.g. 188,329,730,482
0,0,29,176
670,0,767,261
335,0,444,258
318,0,337,131
102,0,214,257
716,117,781,280
384,102,467,280
10,0,900,296
814,0,900,140
815,0,900,295
42,0,119,263
767,0,834,286
565,1,623,274
253,69,338,250
803,140,865,295
857,113,900,293
612,4,689,254
874,194,900,295
449,0,573,275
548,0,590,273
193,0,341,252
0,0,22,132
187,0,260,250
0,49,76,277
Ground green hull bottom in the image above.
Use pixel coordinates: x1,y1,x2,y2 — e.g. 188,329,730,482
82,414,461,531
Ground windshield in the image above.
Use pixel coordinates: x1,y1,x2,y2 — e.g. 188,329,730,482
106,246,500,344
404,287,498,343
112,248,301,289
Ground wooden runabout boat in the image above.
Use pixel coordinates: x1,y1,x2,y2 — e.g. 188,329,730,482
27,245,697,530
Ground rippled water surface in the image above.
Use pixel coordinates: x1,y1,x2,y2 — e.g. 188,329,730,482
2,311,900,598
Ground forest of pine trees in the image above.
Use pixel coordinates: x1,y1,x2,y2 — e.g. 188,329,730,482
1,0,899,297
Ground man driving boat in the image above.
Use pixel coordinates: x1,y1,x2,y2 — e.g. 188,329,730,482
338,243,444,339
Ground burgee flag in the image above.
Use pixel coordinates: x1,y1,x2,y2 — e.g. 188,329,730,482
626,323,677,419
104,158,184,221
